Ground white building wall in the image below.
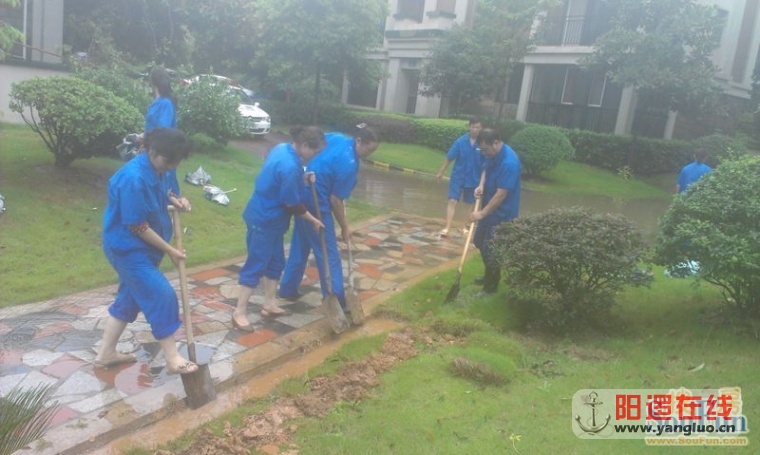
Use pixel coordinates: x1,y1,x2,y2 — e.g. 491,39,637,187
0,64,68,123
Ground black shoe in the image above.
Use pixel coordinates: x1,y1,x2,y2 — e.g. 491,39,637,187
278,292,302,302
473,276,484,285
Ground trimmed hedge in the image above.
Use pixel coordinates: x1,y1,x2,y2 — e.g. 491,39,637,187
312,108,742,176
510,125,575,176
564,129,693,175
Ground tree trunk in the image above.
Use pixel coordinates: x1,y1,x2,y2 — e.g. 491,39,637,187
311,61,321,124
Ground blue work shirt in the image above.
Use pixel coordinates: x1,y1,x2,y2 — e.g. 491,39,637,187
145,97,176,131
103,153,174,262
306,133,359,213
482,144,521,223
446,133,483,188
678,161,712,193
243,143,305,232
144,97,180,195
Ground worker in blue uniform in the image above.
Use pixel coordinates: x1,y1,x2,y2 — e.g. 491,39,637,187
278,125,380,313
472,128,521,296
232,126,326,331
95,128,197,375
436,116,483,236
677,149,712,193
143,67,188,211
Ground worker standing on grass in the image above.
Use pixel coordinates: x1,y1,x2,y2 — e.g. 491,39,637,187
471,128,521,296
278,124,380,317
436,116,483,237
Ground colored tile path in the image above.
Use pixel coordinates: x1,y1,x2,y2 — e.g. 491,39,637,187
2,214,471,455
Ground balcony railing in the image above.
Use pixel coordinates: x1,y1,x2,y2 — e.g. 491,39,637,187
527,102,617,133
534,14,611,46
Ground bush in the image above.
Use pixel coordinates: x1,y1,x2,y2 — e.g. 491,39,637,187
565,129,693,175
411,117,469,151
177,78,243,143
189,132,224,154
74,67,152,113
9,76,143,167
492,207,649,330
509,125,575,176
655,156,760,316
690,133,748,167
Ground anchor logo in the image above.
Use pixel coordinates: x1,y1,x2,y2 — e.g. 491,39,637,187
575,391,611,435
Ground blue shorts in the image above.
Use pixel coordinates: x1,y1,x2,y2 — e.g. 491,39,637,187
239,223,286,288
104,248,181,340
448,182,476,204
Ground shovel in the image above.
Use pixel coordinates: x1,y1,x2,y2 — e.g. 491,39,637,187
444,197,481,303
169,206,217,409
310,182,350,334
343,207,365,325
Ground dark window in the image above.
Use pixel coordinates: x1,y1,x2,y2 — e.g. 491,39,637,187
436,0,455,14
396,0,425,22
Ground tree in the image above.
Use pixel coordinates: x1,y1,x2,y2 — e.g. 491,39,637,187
0,0,24,61
420,0,555,117
583,0,725,115
252,0,387,122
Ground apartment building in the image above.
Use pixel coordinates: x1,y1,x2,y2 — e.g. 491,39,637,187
348,0,760,139
0,0,66,124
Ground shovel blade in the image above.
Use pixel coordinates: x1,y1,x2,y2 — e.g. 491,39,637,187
181,363,216,409
345,287,365,325
324,295,350,334
444,274,462,303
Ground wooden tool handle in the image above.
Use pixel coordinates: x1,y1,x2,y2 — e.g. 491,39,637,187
457,198,481,273
309,181,334,294
169,206,196,361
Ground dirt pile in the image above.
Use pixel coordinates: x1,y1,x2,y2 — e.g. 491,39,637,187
160,330,418,455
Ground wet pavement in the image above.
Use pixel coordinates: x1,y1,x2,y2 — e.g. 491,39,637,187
3,213,468,455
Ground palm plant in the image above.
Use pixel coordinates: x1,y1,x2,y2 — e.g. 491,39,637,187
0,384,59,455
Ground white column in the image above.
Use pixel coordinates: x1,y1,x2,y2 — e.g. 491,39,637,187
516,64,535,122
663,110,677,139
615,85,638,135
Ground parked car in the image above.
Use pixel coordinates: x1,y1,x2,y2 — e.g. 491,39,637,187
185,74,271,137
233,87,271,136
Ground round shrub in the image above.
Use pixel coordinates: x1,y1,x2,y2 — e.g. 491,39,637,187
509,125,575,176
9,76,143,167
74,67,152,114
492,207,649,331
177,78,243,143
690,133,748,167
655,156,760,316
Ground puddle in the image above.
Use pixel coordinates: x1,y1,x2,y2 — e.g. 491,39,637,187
93,319,403,454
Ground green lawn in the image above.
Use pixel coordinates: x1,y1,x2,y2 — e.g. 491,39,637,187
373,142,672,201
126,258,756,454
0,125,381,306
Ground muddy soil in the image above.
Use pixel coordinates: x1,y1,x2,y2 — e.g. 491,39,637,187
156,329,423,455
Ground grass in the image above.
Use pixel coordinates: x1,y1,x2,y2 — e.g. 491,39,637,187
0,125,381,306
127,257,757,454
373,142,672,200
285,262,757,454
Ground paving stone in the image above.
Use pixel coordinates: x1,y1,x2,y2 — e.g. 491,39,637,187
68,388,127,414
23,349,65,367
54,370,107,397
276,312,324,329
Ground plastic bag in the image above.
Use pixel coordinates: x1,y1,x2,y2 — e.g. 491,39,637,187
185,166,212,186
117,133,142,161
203,185,236,206
0,194,5,214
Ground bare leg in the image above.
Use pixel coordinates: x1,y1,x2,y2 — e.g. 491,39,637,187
461,202,474,232
95,316,129,363
443,199,457,234
233,284,256,327
262,277,286,314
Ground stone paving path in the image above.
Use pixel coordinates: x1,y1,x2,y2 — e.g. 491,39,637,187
1,214,470,455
